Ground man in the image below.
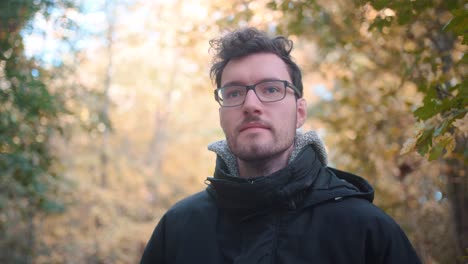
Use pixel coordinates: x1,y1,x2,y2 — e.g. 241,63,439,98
141,28,421,264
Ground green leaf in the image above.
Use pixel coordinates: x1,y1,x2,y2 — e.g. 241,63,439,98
413,82,461,121
414,101,438,120
441,0,459,10
40,199,65,214
370,0,391,10
455,81,468,98
428,142,444,161
266,1,277,10
416,140,430,156
416,127,434,155
443,8,468,43
444,15,466,34
458,53,468,64
434,119,449,137
412,0,433,11
369,17,393,32
397,7,413,25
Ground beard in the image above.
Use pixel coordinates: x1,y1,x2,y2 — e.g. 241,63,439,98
226,126,296,162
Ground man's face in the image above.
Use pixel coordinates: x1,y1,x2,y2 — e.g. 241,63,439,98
219,53,306,162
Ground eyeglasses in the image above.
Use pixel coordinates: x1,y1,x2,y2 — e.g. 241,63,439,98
214,80,302,107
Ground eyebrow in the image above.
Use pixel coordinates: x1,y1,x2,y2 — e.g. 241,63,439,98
220,78,283,88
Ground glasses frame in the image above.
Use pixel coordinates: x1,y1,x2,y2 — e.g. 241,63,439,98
214,80,302,107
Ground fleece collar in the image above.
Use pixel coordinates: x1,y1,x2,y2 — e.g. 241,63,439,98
205,130,375,213
206,145,323,212
207,130,328,177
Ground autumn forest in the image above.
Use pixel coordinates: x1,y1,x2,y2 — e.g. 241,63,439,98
0,0,467,263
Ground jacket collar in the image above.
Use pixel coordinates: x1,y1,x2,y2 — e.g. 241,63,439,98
206,146,322,212
301,167,374,208
205,131,374,214
207,130,328,177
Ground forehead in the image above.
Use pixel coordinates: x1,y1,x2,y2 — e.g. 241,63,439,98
221,53,290,86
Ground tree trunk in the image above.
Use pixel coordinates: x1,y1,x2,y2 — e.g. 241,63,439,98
100,0,115,188
446,136,468,263
146,105,170,175
25,208,36,264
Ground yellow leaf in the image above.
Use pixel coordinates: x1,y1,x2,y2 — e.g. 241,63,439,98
453,113,468,137
400,136,417,155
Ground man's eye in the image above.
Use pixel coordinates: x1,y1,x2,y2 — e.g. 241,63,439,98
226,91,240,98
223,87,244,99
265,87,280,93
259,85,281,95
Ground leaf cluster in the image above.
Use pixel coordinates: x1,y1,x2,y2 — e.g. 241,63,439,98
266,0,467,161
0,0,76,261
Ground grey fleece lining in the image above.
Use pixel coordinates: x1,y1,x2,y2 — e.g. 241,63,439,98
207,130,328,177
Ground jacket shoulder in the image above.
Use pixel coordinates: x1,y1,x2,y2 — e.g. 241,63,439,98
315,197,421,263
140,190,218,263
319,196,399,227
165,190,216,219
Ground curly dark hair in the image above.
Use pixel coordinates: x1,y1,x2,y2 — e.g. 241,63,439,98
209,27,303,97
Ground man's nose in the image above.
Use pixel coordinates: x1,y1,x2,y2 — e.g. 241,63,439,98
242,90,262,113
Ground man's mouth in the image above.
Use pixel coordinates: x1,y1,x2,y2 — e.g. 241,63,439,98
239,122,270,132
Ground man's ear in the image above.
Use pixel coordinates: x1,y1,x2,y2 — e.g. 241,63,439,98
296,98,307,128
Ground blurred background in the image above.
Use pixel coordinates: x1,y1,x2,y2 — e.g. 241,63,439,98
0,0,466,263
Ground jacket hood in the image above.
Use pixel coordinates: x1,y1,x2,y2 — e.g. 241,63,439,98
303,167,374,208
206,131,374,214
206,146,322,213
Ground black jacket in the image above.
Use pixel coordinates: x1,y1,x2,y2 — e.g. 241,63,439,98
141,146,421,264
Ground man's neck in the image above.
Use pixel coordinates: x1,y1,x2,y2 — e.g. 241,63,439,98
237,145,294,178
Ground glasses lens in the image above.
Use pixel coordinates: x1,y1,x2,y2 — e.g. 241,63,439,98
255,81,286,102
219,86,246,106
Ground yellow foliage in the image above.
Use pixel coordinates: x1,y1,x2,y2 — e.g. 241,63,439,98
18,0,461,262
453,113,468,137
